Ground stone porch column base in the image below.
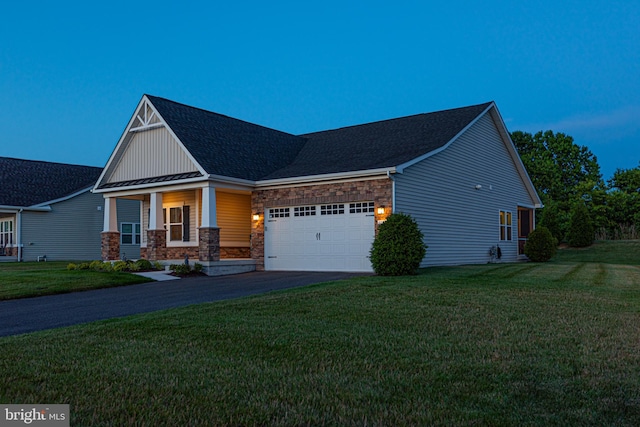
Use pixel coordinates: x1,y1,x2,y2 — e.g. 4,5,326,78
199,227,220,262
101,231,120,261
147,229,167,261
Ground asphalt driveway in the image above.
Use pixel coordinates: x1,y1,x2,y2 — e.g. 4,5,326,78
0,271,363,337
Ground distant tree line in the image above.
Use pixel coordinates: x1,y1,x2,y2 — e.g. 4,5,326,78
511,130,640,245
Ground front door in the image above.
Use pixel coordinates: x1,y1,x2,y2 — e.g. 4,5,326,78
518,207,534,255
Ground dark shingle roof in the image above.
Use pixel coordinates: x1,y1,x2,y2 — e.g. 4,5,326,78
0,157,102,207
262,102,493,180
146,95,308,181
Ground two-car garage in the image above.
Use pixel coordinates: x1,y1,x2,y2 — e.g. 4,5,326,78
264,202,376,272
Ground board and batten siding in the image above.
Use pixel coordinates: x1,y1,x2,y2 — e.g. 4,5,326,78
107,127,198,183
394,112,536,267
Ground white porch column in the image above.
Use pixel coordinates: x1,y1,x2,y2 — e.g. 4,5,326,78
103,197,118,232
149,192,164,230
201,185,217,228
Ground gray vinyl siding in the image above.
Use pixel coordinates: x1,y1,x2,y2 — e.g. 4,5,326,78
394,112,536,267
21,191,104,261
20,192,141,261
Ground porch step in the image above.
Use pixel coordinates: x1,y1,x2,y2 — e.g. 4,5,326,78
158,259,256,277
0,256,18,263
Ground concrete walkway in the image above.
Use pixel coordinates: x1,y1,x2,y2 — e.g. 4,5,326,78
133,270,181,281
0,271,364,337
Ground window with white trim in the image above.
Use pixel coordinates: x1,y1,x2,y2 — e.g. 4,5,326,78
121,223,141,245
1,220,13,247
164,205,191,242
499,210,513,241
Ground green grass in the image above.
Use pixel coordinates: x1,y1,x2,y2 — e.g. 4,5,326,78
554,239,640,265
1,242,640,425
0,261,152,300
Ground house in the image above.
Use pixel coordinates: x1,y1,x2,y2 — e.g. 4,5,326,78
93,95,542,274
0,157,140,262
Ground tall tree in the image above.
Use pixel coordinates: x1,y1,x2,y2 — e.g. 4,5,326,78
609,163,640,193
510,130,604,205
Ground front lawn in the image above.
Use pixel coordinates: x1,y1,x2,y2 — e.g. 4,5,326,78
0,261,152,300
1,242,639,425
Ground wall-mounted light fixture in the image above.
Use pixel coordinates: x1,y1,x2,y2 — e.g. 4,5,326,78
475,185,482,190
252,213,260,221
377,206,385,215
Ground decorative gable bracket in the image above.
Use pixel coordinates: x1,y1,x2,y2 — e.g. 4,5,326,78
129,99,163,132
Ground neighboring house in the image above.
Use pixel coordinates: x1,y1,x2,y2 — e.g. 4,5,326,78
0,157,140,262
93,95,542,275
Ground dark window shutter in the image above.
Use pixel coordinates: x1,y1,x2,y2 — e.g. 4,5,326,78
183,206,190,241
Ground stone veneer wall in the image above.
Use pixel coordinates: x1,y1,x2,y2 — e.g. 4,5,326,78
146,229,167,261
221,247,251,258
199,227,220,262
251,178,393,271
101,231,120,261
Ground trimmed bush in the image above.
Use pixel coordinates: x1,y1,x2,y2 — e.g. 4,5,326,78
369,213,427,276
112,261,129,272
567,203,594,247
135,259,153,271
170,264,192,275
67,263,78,271
193,263,204,273
524,226,558,262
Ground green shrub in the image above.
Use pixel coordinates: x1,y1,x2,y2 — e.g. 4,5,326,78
539,202,566,243
126,261,140,272
567,202,594,248
524,226,558,262
193,263,204,273
113,261,129,272
77,262,91,270
89,260,104,271
135,259,153,271
369,213,427,276
153,261,164,271
169,264,192,275
67,263,78,271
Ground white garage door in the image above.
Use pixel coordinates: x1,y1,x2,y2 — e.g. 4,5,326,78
264,202,376,272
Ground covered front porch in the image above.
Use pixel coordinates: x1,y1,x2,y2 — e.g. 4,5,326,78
100,184,256,276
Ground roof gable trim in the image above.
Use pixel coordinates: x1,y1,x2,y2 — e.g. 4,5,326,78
32,186,93,208
94,95,207,191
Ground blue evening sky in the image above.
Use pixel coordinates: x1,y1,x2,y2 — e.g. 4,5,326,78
1,0,638,181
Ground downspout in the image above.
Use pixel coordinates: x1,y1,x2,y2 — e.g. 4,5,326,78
17,209,23,262
387,170,396,213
